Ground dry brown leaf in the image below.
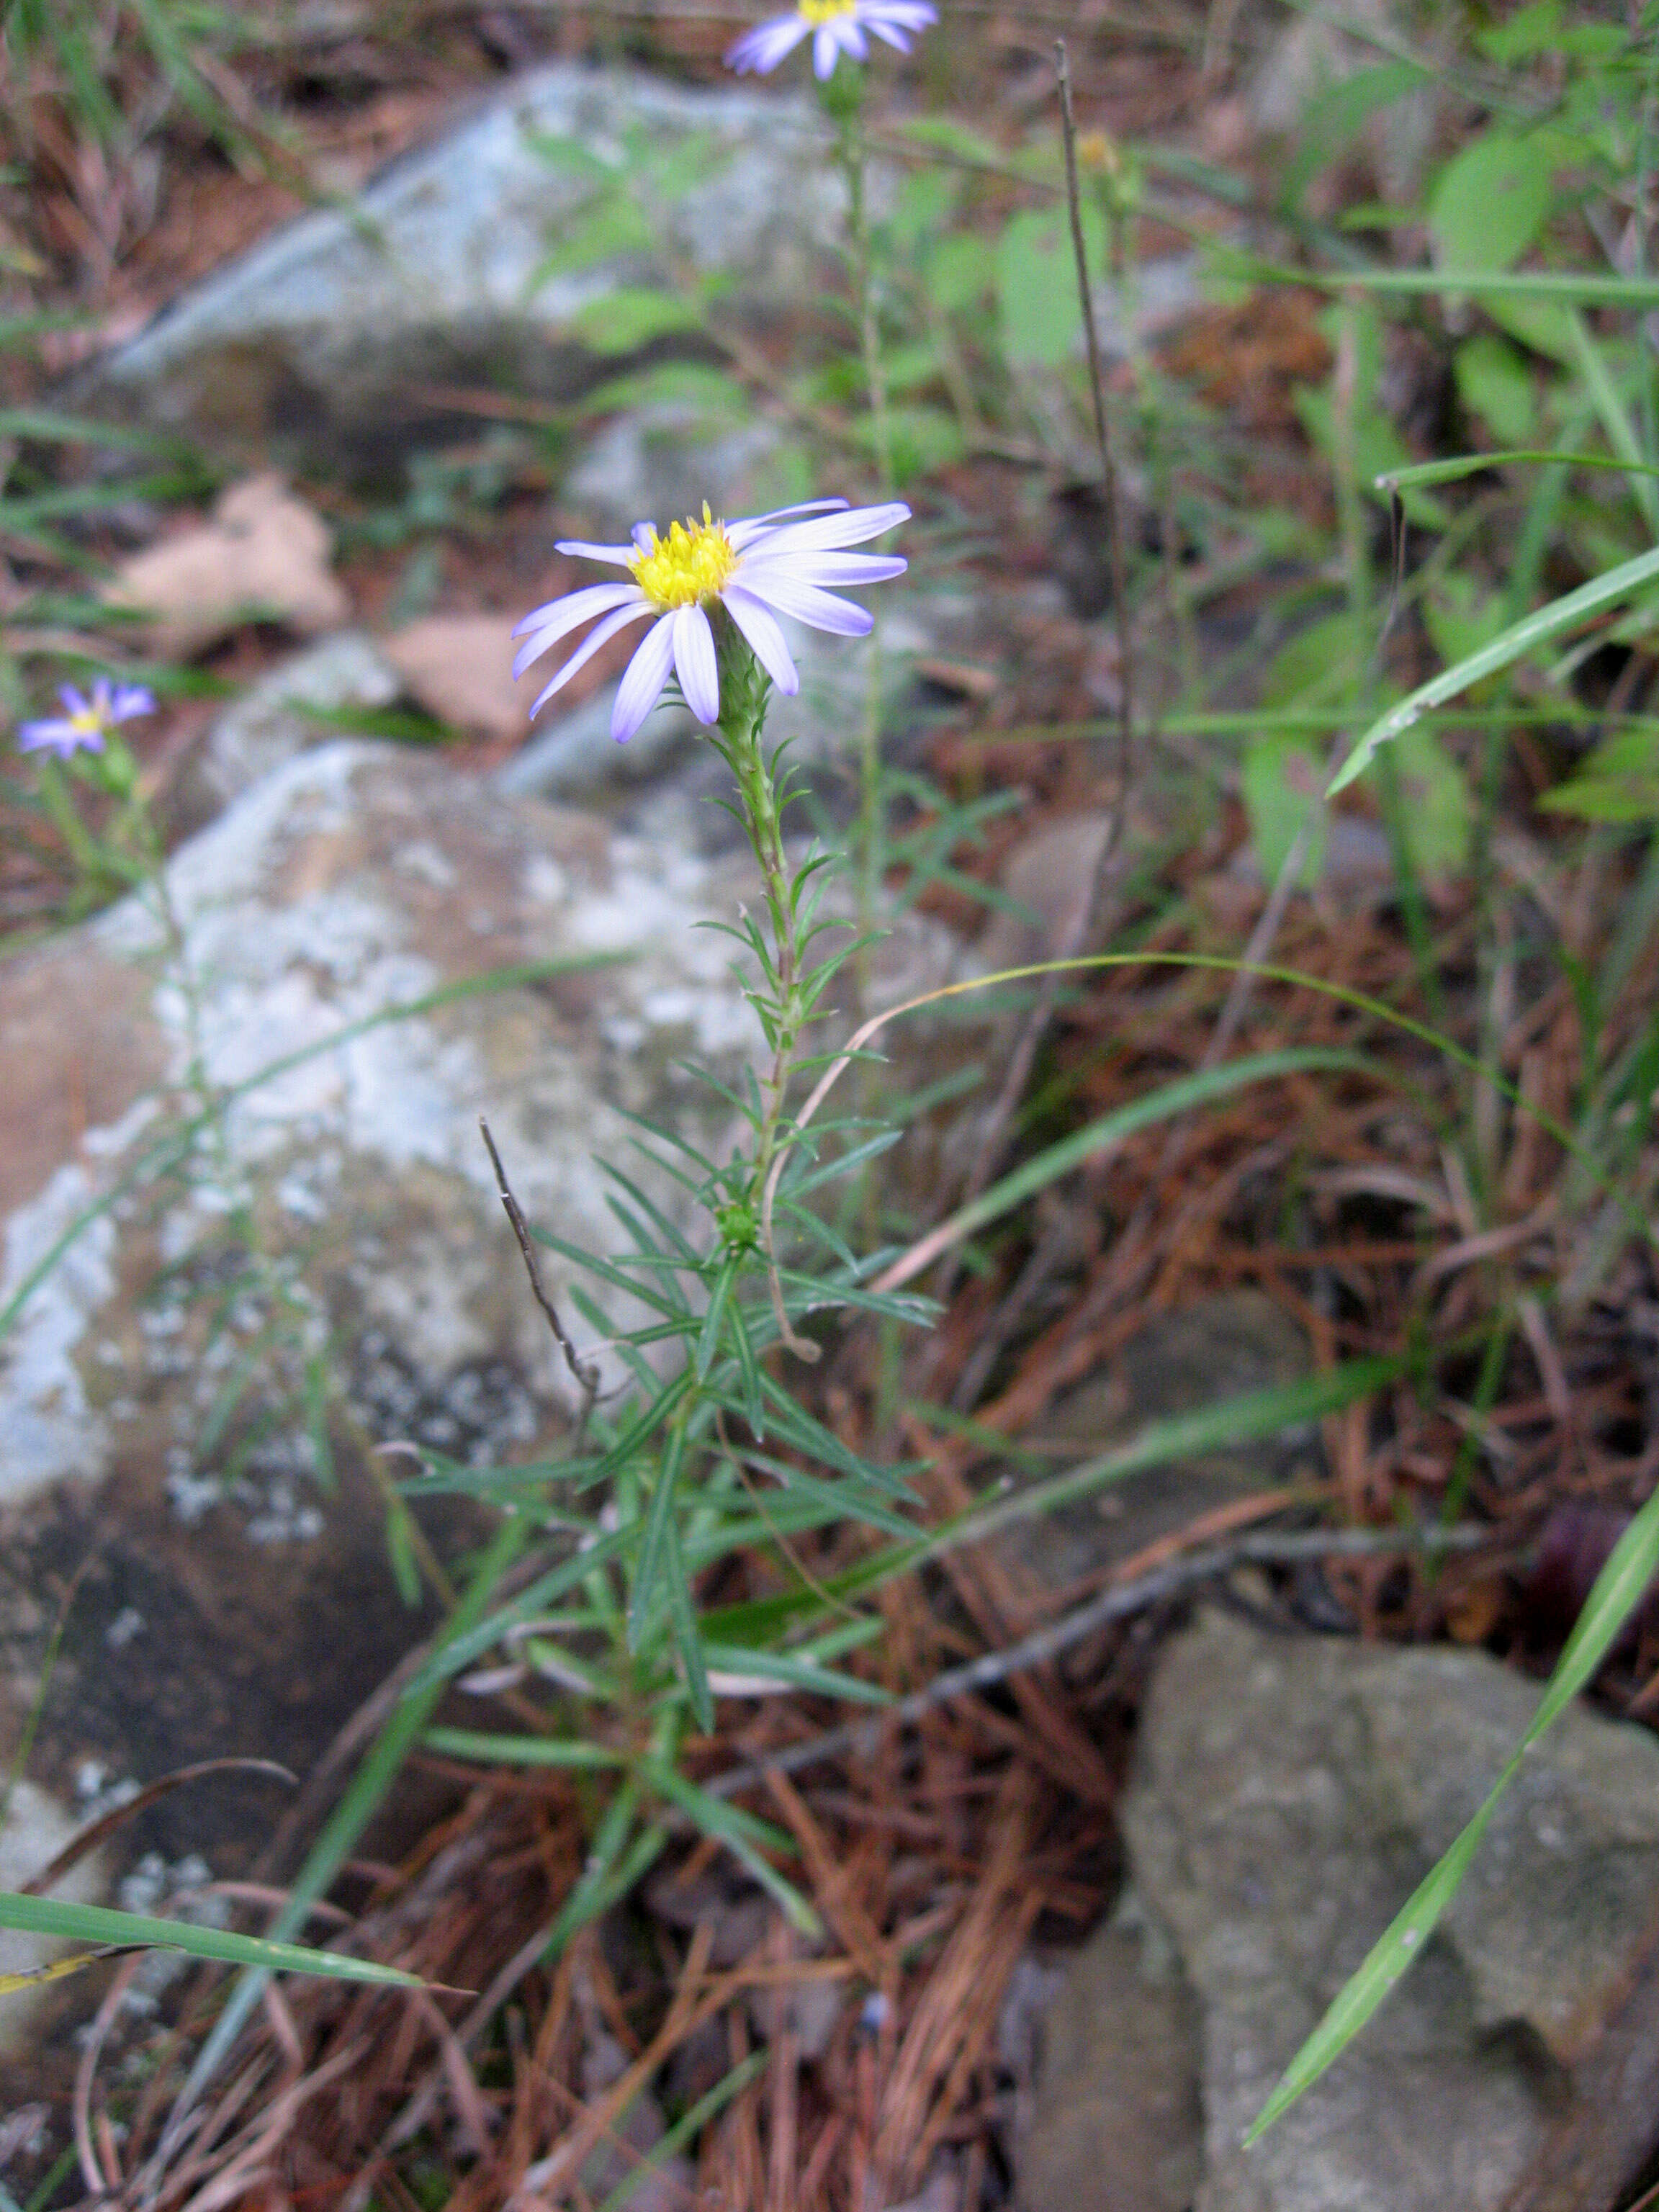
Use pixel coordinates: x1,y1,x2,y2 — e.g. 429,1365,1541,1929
104,474,349,658
381,613,525,744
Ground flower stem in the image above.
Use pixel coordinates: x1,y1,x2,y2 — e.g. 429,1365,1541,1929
711,634,819,1360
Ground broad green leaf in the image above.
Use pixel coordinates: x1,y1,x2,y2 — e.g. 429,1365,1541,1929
996,202,1104,371
863,403,967,486
0,1891,419,1990
1452,335,1538,447
1249,1478,1659,2140
1241,737,1327,889
1331,541,1659,792
1539,729,1659,822
1476,0,1558,63
571,287,705,356
1390,726,1473,882
930,230,992,314
1429,133,1552,275
1422,571,1507,674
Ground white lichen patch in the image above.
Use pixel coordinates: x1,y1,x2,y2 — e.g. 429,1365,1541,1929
0,1161,117,1501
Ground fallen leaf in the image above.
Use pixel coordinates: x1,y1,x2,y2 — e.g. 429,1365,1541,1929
382,613,524,744
104,474,349,658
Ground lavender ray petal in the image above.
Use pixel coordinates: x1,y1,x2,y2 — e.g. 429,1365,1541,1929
722,585,800,696
737,572,874,637
552,538,642,567
743,551,907,588
511,583,644,670
732,500,910,555
611,615,678,743
673,603,721,724
526,603,653,717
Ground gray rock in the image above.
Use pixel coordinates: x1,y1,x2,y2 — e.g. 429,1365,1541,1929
1060,1609,1659,2212
75,66,851,467
174,629,402,827
999,1291,1318,1593
562,401,784,542
1019,1902,1203,2212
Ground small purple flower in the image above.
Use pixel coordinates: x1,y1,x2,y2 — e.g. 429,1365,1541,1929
17,678,156,760
513,498,909,744
727,0,938,80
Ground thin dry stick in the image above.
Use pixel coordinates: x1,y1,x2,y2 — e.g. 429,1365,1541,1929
939,40,1136,1279
706,1524,1486,1800
480,1117,600,1439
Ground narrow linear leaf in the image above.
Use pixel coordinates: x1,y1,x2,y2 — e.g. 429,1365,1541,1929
647,1765,820,1936
0,1892,421,1990
423,1730,626,1769
629,1416,690,1653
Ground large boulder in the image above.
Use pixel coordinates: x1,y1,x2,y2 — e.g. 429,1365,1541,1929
0,738,963,2084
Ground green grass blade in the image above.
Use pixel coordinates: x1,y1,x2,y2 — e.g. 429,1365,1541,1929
1330,544,1659,793
594,2051,768,2212
701,1642,890,1705
1247,1478,1659,2141
0,1892,420,1990
884,1050,1369,1286
1567,307,1659,539
1377,450,1659,493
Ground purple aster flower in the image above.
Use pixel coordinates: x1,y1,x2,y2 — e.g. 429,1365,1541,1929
17,677,156,759
727,0,938,80
512,498,909,743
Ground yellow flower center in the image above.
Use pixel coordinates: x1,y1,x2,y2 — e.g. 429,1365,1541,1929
799,0,858,21
629,505,738,611
68,706,105,736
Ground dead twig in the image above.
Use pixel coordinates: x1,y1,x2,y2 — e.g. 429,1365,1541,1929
480,1117,600,1441
706,1523,1487,1801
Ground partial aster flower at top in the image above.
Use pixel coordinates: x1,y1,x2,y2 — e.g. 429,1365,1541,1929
727,0,938,80
512,498,910,744
17,677,156,758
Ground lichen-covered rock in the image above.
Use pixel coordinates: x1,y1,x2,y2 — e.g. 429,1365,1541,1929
0,739,966,2052
1059,1609,1659,2212
75,66,852,467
